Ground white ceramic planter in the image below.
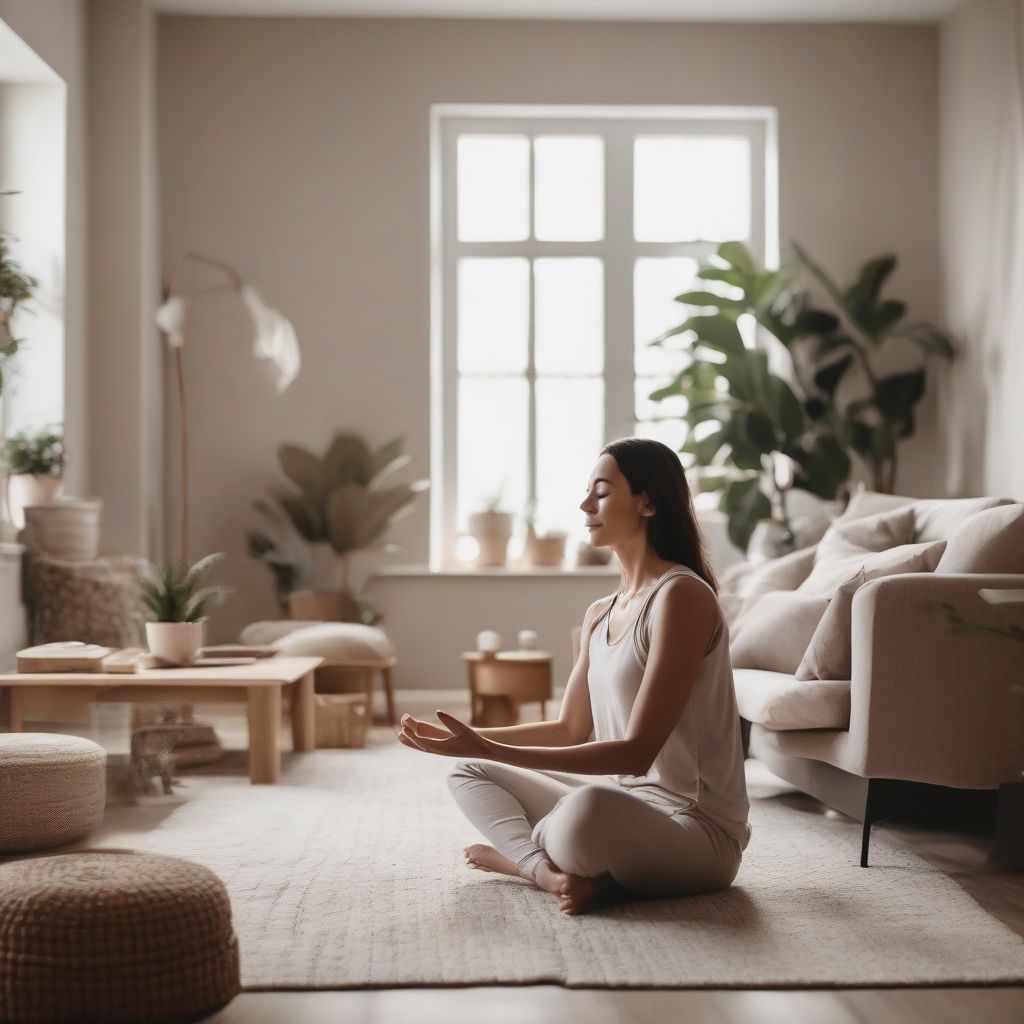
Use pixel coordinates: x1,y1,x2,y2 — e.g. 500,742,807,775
5,474,62,530
145,620,206,665
22,499,102,561
468,511,512,567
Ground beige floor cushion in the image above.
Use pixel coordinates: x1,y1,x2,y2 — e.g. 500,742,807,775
733,668,851,730
269,621,396,661
0,850,240,1024
0,733,106,853
935,502,1024,574
730,591,829,674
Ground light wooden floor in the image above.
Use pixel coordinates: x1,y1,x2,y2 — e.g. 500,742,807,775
58,696,1024,1023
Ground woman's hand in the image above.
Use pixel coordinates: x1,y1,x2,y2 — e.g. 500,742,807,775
399,714,452,741
399,710,490,759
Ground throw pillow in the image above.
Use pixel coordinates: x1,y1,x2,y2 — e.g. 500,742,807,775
935,503,1024,574
799,538,945,597
730,591,830,674
813,505,916,566
733,545,818,627
796,538,948,680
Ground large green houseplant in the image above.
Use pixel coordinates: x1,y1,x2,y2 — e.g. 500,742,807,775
647,241,954,551
248,432,429,621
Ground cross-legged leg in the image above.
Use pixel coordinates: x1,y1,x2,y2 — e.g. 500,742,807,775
446,760,590,881
535,784,742,911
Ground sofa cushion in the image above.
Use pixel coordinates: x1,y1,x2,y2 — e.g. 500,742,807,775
911,496,1012,543
838,488,916,522
732,545,817,624
272,622,396,661
935,503,1024,574
795,539,948,680
733,668,851,730
730,591,830,674
798,539,946,597
813,506,916,566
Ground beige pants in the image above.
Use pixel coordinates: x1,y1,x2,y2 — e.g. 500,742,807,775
447,760,742,898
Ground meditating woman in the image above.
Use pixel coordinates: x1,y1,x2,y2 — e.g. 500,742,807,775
399,436,751,916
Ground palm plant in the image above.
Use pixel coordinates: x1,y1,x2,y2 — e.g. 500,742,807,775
139,552,230,623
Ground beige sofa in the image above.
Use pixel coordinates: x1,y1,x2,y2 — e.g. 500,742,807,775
723,490,1024,866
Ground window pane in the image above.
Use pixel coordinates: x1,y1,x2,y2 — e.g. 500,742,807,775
458,258,529,373
535,377,604,541
534,136,604,241
535,258,604,375
635,375,687,454
634,136,751,242
458,377,529,531
457,135,529,241
634,257,698,376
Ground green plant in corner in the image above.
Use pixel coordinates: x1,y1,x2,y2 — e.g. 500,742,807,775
647,240,955,552
138,552,231,623
0,191,39,401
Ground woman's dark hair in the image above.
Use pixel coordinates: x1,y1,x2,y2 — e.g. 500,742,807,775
601,436,719,595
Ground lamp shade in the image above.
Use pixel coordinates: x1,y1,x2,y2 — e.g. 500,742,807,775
241,284,300,394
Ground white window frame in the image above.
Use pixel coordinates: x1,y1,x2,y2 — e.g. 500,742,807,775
429,104,778,571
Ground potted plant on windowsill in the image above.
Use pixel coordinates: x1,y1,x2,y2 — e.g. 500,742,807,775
139,553,230,665
2,427,65,529
468,485,513,568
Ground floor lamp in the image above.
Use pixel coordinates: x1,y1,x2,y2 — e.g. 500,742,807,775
156,252,300,565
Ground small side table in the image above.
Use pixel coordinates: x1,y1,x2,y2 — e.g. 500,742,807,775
462,651,553,727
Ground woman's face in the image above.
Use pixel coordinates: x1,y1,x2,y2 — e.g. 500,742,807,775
579,453,653,547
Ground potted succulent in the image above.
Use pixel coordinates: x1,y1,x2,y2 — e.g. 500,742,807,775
139,553,230,664
248,432,428,623
2,427,64,529
468,485,514,568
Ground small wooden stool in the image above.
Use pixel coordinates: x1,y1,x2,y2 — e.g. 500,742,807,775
462,651,554,727
314,656,398,726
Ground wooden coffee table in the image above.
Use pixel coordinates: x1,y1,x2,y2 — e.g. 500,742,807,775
0,656,322,784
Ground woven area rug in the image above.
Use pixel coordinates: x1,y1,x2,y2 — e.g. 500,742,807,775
72,739,1024,990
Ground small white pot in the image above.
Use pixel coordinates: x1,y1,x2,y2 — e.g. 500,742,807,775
5,474,62,530
145,620,206,665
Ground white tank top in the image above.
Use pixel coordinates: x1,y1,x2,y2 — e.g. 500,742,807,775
587,565,752,850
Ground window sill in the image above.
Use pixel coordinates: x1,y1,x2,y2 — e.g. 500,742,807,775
371,564,619,579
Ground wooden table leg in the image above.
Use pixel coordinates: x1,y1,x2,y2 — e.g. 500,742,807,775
0,686,24,731
381,665,397,727
248,685,282,784
290,671,316,753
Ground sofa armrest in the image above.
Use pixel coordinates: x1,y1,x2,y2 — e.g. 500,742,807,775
847,573,1024,788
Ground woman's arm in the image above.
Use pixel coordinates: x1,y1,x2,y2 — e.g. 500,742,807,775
473,578,717,776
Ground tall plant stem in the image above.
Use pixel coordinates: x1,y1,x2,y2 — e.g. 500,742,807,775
174,345,190,565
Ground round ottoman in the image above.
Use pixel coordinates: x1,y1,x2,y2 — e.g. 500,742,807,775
0,734,106,853
0,850,240,1024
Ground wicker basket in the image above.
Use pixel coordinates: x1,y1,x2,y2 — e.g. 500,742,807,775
314,693,370,748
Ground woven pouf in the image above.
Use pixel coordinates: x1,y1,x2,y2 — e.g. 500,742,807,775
0,850,240,1024
0,734,106,854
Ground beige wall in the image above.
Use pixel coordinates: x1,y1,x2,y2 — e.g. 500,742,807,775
0,0,87,497
938,0,1024,501
157,17,942,688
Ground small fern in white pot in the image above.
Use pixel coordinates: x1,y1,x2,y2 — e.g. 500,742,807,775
139,553,230,664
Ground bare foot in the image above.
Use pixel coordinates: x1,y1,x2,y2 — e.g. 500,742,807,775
534,861,629,916
463,844,530,880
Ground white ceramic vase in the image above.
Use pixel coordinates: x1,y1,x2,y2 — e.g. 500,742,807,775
145,620,206,665
468,511,512,568
5,473,62,530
